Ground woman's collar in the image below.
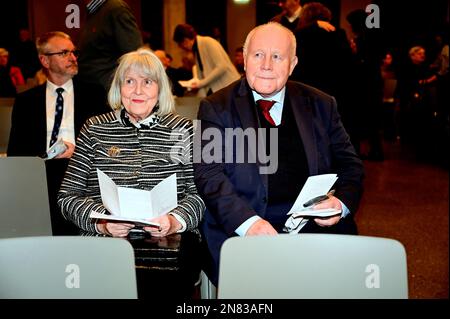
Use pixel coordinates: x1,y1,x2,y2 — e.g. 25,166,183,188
116,106,161,129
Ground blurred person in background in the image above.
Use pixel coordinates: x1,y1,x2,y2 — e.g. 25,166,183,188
0,48,25,96
173,23,240,97
77,0,143,95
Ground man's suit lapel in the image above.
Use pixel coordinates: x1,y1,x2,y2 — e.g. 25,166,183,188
286,82,319,175
235,79,258,131
234,79,268,188
73,80,83,134
36,85,48,155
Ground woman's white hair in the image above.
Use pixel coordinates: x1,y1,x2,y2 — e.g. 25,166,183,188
108,48,175,115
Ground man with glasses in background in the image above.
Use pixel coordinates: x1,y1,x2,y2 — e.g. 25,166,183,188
7,31,108,235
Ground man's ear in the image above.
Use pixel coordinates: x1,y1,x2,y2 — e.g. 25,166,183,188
289,56,298,75
243,54,247,72
39,55,49,69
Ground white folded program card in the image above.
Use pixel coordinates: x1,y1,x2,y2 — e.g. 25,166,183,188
45,138,67,160
89,169,178,227
89,211,160,227
287,173,340,217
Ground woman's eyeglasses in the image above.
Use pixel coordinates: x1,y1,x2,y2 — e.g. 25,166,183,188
44,50,80,58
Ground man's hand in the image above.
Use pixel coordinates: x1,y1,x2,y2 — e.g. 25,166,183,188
317,20,336,32
55,141,75,159
313,195,342,227
245,219,278,236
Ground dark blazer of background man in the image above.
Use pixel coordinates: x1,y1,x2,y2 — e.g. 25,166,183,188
7,31,107,235
77,0,143,93
194,22,364,286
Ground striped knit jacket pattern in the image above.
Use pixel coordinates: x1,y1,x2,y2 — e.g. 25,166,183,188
58,110,205,236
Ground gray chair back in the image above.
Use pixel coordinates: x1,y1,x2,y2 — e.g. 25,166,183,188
175,96,202,120
0,157,52,237
0,236,138,299
218,234,408,299
0,98,14,154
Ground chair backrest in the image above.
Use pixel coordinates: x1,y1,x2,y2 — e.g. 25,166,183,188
0,99,14,154
0,236,138,299
218,234,408,299
0,157,52,238
383,78,397,103
175,96,202,120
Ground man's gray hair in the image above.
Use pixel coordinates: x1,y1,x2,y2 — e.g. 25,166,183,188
36,31,71,55
243,22,297,59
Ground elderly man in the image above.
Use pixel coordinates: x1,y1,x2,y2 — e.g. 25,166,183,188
194,22,364,286
7,31,108,235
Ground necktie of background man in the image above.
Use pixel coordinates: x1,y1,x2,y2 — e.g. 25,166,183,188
257,99,276,126
49,87,64,147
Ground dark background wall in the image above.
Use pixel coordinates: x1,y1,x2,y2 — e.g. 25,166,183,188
141,0,164,49
0,0,142,50
376,0,449,53
0,0,29,49
185,0,228,50
0,0,448,64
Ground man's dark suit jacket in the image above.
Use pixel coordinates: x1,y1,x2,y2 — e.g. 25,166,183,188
194,78,364,285
77,0,142,91
7,78,108,234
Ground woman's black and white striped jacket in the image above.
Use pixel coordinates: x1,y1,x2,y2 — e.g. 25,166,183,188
58,110,205,236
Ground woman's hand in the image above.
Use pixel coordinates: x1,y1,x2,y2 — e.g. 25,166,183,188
98,221,135,237
144,214,182,237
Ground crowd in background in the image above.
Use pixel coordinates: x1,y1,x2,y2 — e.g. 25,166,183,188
1,2,448,167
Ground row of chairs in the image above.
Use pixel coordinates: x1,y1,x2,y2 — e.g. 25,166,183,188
0,233,409,299
0,157,409,299
219,234,408,298
0,157,136,298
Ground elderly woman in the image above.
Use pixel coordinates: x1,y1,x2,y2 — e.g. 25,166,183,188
58,49,204,238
